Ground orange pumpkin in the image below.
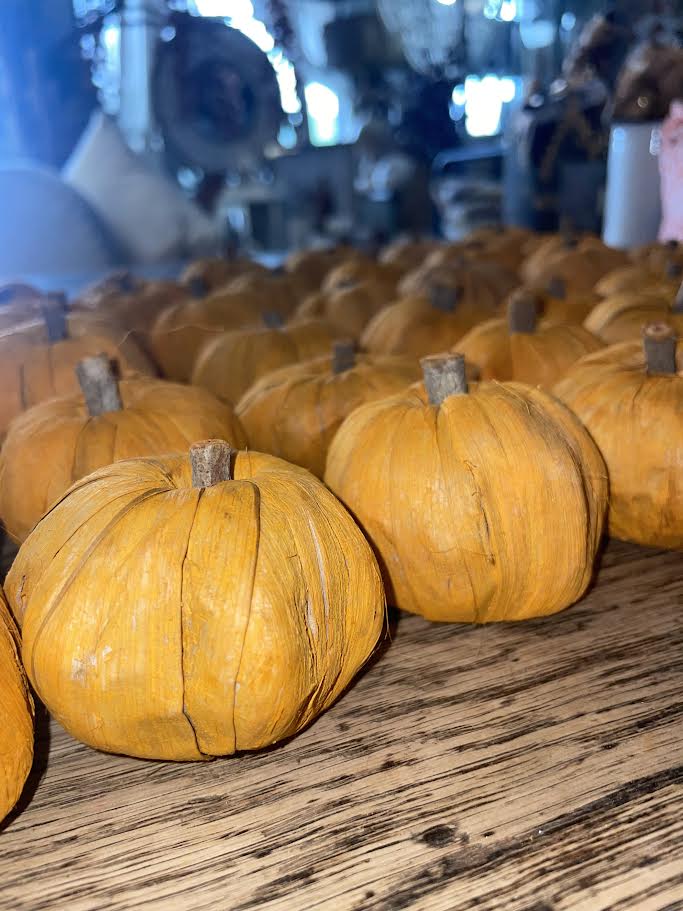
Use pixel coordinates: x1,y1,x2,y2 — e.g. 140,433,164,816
554,324,683,548
6,440,384,760
237,343,420,477
325,353,607,622
584,283,683,345
179,256,266,295
0,591,33,822
192,319,338,407
0,355,246,542
0,296,155,435
456,292,603,386
379,237,436,272
361,263,508,358
286,246,352,297
293,279,395,340
521,235,629,292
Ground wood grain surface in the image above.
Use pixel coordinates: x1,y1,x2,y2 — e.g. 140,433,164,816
1,540,682,911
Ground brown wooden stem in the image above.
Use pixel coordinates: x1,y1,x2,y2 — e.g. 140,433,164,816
673,280,683,314
421,354,468,405
262,310,284,329
332,340,356,374
191,440,233,488
546,276,566,299
508,292,538,334
41,292,68,342
429,284,460,313
76,355,123,415
643,324,677,375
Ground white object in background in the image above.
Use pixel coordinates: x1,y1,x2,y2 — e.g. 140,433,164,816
64,112,220,264
659,101,683,243
603,122,662,250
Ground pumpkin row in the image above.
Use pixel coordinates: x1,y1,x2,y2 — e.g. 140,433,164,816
1,229,681,826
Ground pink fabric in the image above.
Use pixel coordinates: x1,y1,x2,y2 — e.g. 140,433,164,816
659,100,683,242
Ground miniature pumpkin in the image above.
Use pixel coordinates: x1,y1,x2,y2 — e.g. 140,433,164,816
456,292,603,386
237,342,420,477
584,284,683,345
325,353,607,622
7,440,384,760
594,264,679,298
148,289,265,382
398,256,517,303
379,237,436,272
322,255,377,294
179,256,266,295
193,319,338,407
78,280,190,335
222,271,298,318
361,272,504,359
521,279,599,326
521,236,630,294
0,296,155,436
293,280,395,339
631,240,683,275
286,247,352,297
0,356,246,542
554,324,683,549
0,591,33,822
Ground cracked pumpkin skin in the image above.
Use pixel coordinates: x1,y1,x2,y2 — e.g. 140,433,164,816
6,448,384,761
325,363,607,623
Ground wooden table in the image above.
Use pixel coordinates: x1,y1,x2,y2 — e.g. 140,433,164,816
2,541,682,911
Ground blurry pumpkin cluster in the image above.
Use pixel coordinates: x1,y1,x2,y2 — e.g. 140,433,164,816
1,228,682,821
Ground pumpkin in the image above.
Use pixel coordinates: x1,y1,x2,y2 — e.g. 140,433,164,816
179,256,266,296
379,237,436,272
594,264,679,298
193,319,338,407
236,342,420,477
0,591,33,822
0,284,49,329
0,295,154,436
456,292,603,386
521,235,629,292
77,271,142,308
361,265,507,358
293,279,395,339
286,247,352,297
6,440,384,760
398,255,517,303
554,324,683,548
631,240,683,275
221,271,298,318
0,355,246,542
523,279,599,326
77,280,190,335
325,354,607,622
322,255,378,294
148,288,266,382
584,283,683,345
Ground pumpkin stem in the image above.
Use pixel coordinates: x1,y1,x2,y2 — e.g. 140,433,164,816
41,292,68,342
188,276,207,299
332,340,356,374
429,284,459,313
546,276,566,299
421,354,468,405
76,355,123,415
190,440,233,488
665,260,682,280
508,292,538,334
643,323,677,375
262,310,284,329
673,280,683,314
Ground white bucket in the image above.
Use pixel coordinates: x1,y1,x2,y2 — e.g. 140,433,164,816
603,121,662,249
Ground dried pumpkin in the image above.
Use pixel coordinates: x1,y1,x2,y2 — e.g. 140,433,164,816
76,280,190,335
0,590,33,823
179,256,266,295
0,356,246,542
398,256,517,303
148,289,265,382
521,235,629,292
518,279,599,326
594,264,679,298
325,353,607,622
286,247,352,297
456,292,603,386
293,280,395,340
236,342,420,477
584,283,683,345
7,440,384,760
193,319,337,407
554,324,683,548
361,260,511,359
0,295,154,436
379,237,436,272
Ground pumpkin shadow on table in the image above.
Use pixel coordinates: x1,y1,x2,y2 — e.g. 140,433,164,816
0,702,51,834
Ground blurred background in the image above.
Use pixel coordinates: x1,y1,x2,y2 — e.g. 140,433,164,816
0,0,681,279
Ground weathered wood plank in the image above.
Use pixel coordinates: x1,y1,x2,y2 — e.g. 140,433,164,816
1,541,681,911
